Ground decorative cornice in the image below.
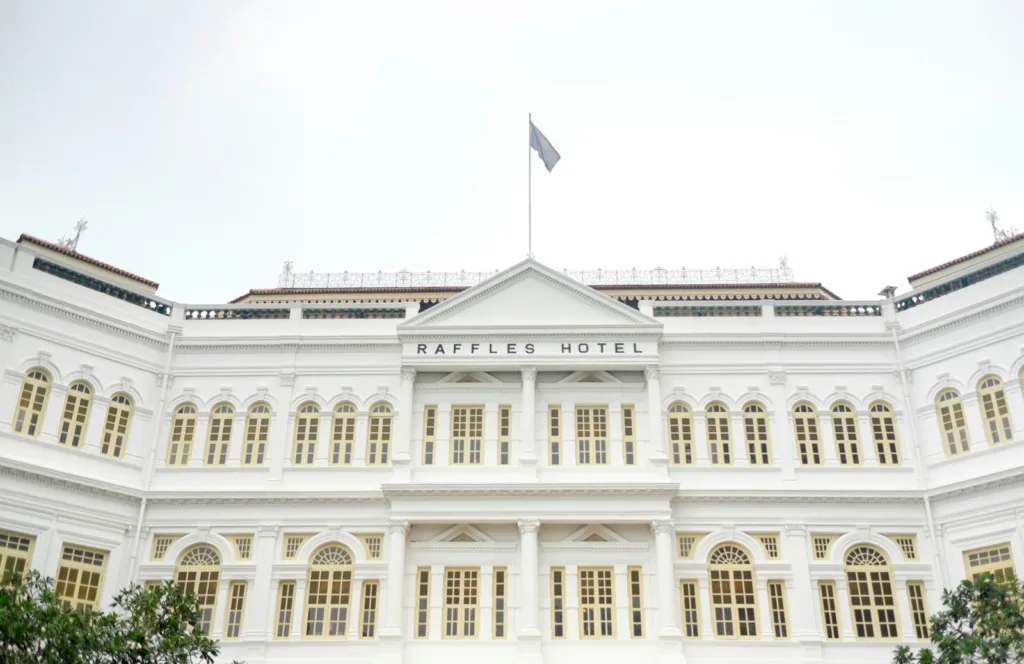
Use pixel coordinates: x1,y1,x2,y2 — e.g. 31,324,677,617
382,482,680,498
0,462,140,505
0,323,14,342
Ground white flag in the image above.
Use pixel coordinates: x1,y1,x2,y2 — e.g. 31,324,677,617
530,121,561,172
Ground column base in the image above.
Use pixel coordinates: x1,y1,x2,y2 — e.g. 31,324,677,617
376,632,404,664
391,455,412,482
793,636,825,662
517,631,544,664
657,630,686,664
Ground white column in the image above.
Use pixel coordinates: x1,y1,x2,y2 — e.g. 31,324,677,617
858,412,877,466
820,410,839,466
613,564,629,640
393,368,416,478
518,519,540,638
731,412,748,466
290,578,307,638
835,576,856,639
245,527,279,640
381,520,409,637
652,519,683,637
189,415,209,467
354,413,369,465
520,367,537,465
756,579,773,639
480,567,494,639
1004,382,1024,441
437,404,452,467
347,578,365,638
484,403,499,466
566,565,580,640
961,395,991,451
608,403,623,466
894,580,915,641
315,412,331,465
562,402,576,467
697,576,714,640
212,576,230,639
783,525,820,640
645,366,667,463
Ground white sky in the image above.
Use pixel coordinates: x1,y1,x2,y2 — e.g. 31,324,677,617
1,1,1022,302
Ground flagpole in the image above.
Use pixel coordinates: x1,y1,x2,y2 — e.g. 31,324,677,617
528,112,533,259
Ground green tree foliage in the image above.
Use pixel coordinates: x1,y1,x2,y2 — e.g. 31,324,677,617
894,573,1024,664
0,570,240,664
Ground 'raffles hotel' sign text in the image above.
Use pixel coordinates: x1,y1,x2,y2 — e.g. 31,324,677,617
413,341,648,356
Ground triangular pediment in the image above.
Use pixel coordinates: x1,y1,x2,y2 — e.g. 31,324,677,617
400,259,657,329
558,371,622,385
434,524,493,543
438,371,502,384
564,525,628,544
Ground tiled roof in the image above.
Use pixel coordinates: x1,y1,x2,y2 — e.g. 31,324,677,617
231,281,840,303
17,234,160,289
907,233,1024,282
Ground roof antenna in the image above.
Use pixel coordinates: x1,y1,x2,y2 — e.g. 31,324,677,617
57,218,88,252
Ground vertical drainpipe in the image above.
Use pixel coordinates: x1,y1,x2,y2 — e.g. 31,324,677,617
128,324,179,580
887,308,949,587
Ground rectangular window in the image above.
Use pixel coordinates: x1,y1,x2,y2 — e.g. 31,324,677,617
965,542,1016,582
422,406,437,465
548,406,561,465
283,534,312,560
243,407,271,466
59,386,91,447
357,534,383,560
415,568,431,639
493,567,507,639
229,535,252,560
275,581,296,639
811,535,836,560
151,534,181,561
360,581,379,638
451,407,484,465
794,407,822,465
443,568,479,638
756,534,780,559
205,409,233,465
225,581,247,639
576,406,609,465
628,566,644,638
677,534,703,559
819,581,840,640
680,580,700,638
907,582,929,639
578,567,615,638
55,545,107,611
551,567,565,639
498,406,511,465
100,396,132,458
0,530,35,584
330,407,356,465
891,535,917,561
768,581,788,639
622,405,636,465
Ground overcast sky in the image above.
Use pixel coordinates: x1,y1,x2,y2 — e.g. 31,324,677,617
1,1,1022,302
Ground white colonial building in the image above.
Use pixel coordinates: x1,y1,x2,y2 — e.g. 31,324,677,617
2,231,1024,664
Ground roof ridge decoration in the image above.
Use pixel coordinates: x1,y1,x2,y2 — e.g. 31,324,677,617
907,232,1024,282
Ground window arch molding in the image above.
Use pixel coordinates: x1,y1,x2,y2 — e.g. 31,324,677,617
101,381,146,409
61,370,104,395
326,391,366,413
163,533,237,568
783,391,825,413
16,356,63,384
692,530,769,566
166,392,216,414
359,392,398,413
965,366,1012,394
296,532,367,567
823,392,865,411
829,533,904,567
660,391,698,414
924,378,969,406
736,391,776,410
240,392,280,412
697,392,739,412
289,393,328,412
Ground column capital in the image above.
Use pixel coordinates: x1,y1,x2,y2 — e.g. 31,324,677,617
387,520,411,535
517,519,541,534
521,366,537,382
651,519,675,535
644,365,660,381
784,524,808,538
255,525,281,539
400,367,417,382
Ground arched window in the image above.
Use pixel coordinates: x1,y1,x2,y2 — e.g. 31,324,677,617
708,544,757,639
243,402,272,466
742,402,771,465
830,403,861,465
176,545,221,635
205,403,234,466
977,376,1013,445
59,381,92,448
367,403,392,466
936,390,969,456
844,545,898,640
331,402,357,465
869,402,900,465
667,402,694,466
101,394,133,458
793,402,821,466
13,368,51,438
305,544,355,638
705,403,732,465
293,402,321,465
167,404,197,466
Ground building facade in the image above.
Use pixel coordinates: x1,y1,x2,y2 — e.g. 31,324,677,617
2,232,1024,664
